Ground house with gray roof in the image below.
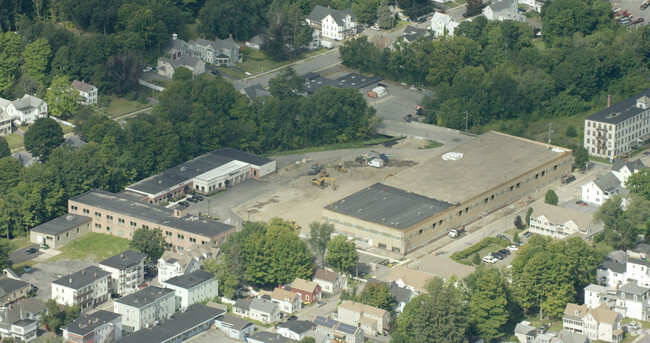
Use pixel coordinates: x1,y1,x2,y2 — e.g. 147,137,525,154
249,298,280,324
62,310,122,343
11,151,37,167
514,321,537,342
581,172,630,206
30,213,92,249
306,5,357,41
116,304,224,343
71,80,97,105
157,54,205,78
612,159,646,184
0,109,12,136
233,298,251,317
51,266,111,310
159,270,217,310
0,308,37,343
99,250,147,296
246,35,265,50
113,286,175,332
248,331,291,343
0,279,31,307
529,203,601,239
313,268,345,294
214,313,254,340
312,315,363,343
157,250,201,283
163,33,188,60
188,37,241,66
234,81,271,102
483,0,525,21
63,135,87,149
367,278,413,313
401,25,431,44
0,94,48,124
277,320,315,341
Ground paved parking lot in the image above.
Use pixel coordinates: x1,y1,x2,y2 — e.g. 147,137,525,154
9,244,43,265
365,83,428,122
21,260,93,301
611,0,650,26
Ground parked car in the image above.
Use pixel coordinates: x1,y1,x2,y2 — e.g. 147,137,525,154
370,26,381,31
641,2,649,10
287,315,298,321
507,245,519,252
178,201,189,207
26,247,38,254
496,234,510,241
483,255,498,264
196,195,204,201
316,300,326,307
632,17,645,24
462,12,472,17
142,67,152,73
139,282,148,289
523,231,533,239
576,200,588,206
498,249,510,256
210,70,221,76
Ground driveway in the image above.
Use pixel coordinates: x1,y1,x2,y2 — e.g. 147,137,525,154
21,260,93,301
9,244,43,265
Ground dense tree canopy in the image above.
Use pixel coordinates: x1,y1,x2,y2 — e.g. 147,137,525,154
326,235,358,274
0,138,10,159
45,75,81,119
360,282,396,312
308,221,335,266
130,227,166,262
465,266,510,342
24,117,64,162
545,190,558,205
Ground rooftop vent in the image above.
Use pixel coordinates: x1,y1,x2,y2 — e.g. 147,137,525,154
158,180,162,184
357,209,362,213
607,112,620,119
180,166,186,172
383,197,387,201
66,215,75,221
382,218,386,223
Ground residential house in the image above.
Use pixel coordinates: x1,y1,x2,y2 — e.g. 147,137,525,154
162,33,187,60
0,278,32,306
249,298,281,324
99,250,146,296
51,266,110,310
159,270,217,311
11,151,37,167
113,286,175,332
563,303,623,342
258,287,301,313
388,265,433,294
188,37,241,66
367,278,414,313
483,0,525,21
214,313,254,340
401,25,431,44
614,283,650,320
71,80,98,105
307,29,320,50
0,303,42,343
313,269,345,294
30,214,92,249
581,173,630,206
585,284,615,309
528,203,601,239
247,332,291,343
277,320,315,341
290,278,321,303
584,90,650,159
115,304,225,343
157,251,201,283
183,243,219,262
417,254,475,281
312,315,364,343
0,109,12,136
430,12,459,37
246,35,264,50
157,55,205,78
514,321,537,343
63,135,87,150
62,310,122,343
0,94,48,124
233,81,271,102
611,159,646,185
518,0,544,12
233,298,251,318
554,330,591,343
335,300,389,336
306,5,357,41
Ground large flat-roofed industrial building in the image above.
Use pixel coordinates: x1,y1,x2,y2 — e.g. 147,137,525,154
68,190,236,251
125,148,276,204
322,131,573,255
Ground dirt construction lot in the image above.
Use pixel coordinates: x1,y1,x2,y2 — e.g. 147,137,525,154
231,138,451,235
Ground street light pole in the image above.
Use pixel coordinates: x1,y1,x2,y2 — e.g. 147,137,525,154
465,110,468,133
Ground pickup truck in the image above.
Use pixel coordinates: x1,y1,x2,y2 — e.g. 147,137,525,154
448,228,465,238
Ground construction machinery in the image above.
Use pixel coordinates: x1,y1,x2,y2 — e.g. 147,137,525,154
335,164,346,173
307,164,323,175
289,220,301,230
311,177,336,190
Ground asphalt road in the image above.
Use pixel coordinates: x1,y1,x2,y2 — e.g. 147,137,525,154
244,49,342,88
377,120,473,147
9,244,42,265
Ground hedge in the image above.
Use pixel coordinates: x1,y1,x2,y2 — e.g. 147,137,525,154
450,237,510,262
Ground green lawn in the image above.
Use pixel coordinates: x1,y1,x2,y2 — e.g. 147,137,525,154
10,237,33,251
5,133,24,150
238,48,294,75
419,140,444,149
105,96,150,118
389,20,410,32
217,66,248,79
458,243,504,264
49,233,131,262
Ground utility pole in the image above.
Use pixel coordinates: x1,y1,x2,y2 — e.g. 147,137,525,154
465,110,468,133
547,123,552,144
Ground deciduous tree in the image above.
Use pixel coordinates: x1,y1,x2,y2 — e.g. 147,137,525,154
308,221,334,266
626,169,650,201
0,32,22,95
45,75,81,119
0,138,10,158
326,235,358,274
465,266,509,342
360,282,396,312
544,189,558,205
574,146,589,170
23,38,52,84
129,227,166,262
24,117,64,162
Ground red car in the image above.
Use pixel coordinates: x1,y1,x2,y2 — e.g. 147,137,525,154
139,282,148,289
576,200,588,206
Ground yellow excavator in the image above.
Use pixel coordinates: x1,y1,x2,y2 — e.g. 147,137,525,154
335,164,346,173
311,176,336,190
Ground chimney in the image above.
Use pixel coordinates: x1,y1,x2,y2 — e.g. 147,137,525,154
172,33,178,40
82,270,85,275
608,95,612,108
94,272,97,277
229,33,232,39
120,253,124,259
69,278,72,283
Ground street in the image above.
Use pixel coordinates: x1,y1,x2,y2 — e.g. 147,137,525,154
244,49,342,88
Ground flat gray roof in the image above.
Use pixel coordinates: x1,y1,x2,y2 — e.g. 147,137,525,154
52,266,111,290
325,183,453,230
384,131,571,203
115,286,174,308
99,250,146,270
30,214,91,235
70,190,235,238
126,148,273,195
162,270,214,289
116,304,224,343
587,89,650,124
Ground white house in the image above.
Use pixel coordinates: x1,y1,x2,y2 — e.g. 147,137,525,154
71,80,98,105
367,278,414,313
430,12,459,37
250,298,281,324
187,37,241,66
259,288,302,313
584,90,650,160
157,251,201,283
0,95,48,125
518,0,544,12
277,320,316,341
62,310,122,343
483,0,525,21
335,300,389,336
159,270,217,311
581,173,629,206
563,303,623,342
585,284,615,309
388,265,433,294
615,283,650,320
51,266,110,311
214,313,254,340
528,203,601,239
306,5,357,41
157,55,205,78
313,269,345,294
611,159,646,185
0,109,12,136
98,250,146,297
0,306,39,343
113,286,175,332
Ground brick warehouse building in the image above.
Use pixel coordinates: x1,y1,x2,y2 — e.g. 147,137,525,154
322,131,573,256
68,190,235,252
125,148,276,204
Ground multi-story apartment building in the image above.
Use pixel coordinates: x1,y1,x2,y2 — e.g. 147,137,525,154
157,251,201,283
99,250,147,297
584,90,650,160
160,270,217,311
52,266,110,311
306,5,357,40
528,203,600,239
62,310,122,343
563,303,623,342
584,283,650,321
113,286,175,333
336,301,389,336
67,189,236,252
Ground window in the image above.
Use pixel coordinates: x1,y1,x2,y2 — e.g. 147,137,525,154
94,211,101,218
66,232,69,238
178,234,184,240
95,224,101,229
76,228,80,233
118,218,125,224
83,208,89,214
106,226,111,232
106,215,113,221
190,237,196,243
166,231,172,237
71,205,78,211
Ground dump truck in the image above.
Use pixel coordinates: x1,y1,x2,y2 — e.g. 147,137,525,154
308,164,323,175
448,228,466,238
